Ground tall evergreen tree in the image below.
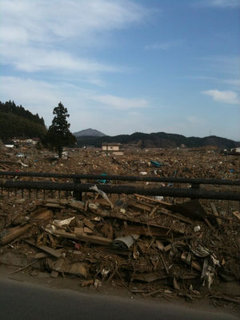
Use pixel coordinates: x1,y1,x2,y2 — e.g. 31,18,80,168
45,102,76,158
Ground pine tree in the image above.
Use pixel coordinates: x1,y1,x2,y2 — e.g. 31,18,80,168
46,102,76,158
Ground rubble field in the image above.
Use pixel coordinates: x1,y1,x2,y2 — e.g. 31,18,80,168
0,145,240,312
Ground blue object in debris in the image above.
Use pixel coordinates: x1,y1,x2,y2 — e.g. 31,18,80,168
150,160,163,168
230,169,234,173
98,173,108,184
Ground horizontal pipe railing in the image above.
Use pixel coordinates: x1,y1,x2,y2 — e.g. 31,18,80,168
0,180,240,201
0,171,239,186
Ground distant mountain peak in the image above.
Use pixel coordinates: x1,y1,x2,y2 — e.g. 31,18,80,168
73,128,106,137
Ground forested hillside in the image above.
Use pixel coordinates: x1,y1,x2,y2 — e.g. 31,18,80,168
0,100,46,140
76,131,240,149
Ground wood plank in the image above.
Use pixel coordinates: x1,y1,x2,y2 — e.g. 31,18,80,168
134,194,171,206
210,203,221,226
25,240,62,258
54,230,112,246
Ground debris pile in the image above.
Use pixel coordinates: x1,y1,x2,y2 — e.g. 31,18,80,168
0,192,240,303
0,145,239,179
0,145,239,307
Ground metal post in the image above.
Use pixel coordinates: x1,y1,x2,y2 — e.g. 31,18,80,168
73,178,82,201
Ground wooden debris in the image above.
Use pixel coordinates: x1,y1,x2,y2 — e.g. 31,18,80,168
25,240,63,258
134,194,172,206
232,211,240,221
0,152,239,307
53,229,112,246
160,253,169,274
181,252,202,272
0,224,31,245
47,258,88,278
210,202,221,226
173,277,180,290
156,240,165,251
131,272,167,283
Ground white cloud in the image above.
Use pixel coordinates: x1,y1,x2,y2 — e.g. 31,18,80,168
0,0,146,78
0,45,120,73
202,89,240,105
145,40,183,51
0,0,146,43
195,0,240,8
92,95,148,110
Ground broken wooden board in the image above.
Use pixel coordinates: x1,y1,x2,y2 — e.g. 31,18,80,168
90,206,186,235
131,272,167,283
30,208,53,223
53,229,112,246
25,239,63,258
0,224,31,245
127,199,154,212
210,202,221,226
134,194,172,206
46,258,88,278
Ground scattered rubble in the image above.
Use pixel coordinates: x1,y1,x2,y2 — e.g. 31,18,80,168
0,194,239,305
0,145,239,308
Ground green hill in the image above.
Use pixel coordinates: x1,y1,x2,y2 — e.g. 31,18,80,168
0,100,46,141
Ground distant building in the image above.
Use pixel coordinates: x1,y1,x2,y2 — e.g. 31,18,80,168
102,143,123,155
102,143,121,151
231,147,240,154
12,138,40,146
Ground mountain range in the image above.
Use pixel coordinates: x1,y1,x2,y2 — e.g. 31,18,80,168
76,131,240,149
1,100,239,150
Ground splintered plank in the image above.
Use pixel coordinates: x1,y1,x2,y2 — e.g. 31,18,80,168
134,194,172,206
53,230,112,246
25,240,63,258
92,207,186,235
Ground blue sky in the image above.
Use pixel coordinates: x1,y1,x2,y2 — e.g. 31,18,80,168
0,0,239,139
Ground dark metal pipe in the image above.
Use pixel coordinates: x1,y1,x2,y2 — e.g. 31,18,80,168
0,180,239,200
0,171,239,186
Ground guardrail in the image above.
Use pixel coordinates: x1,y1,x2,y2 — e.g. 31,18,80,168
0,171,240,186
0,172,239,201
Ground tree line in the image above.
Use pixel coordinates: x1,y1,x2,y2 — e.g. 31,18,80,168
0,100,76,158
0,100,45,126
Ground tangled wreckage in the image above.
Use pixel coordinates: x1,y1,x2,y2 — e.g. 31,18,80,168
0,147,239,308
